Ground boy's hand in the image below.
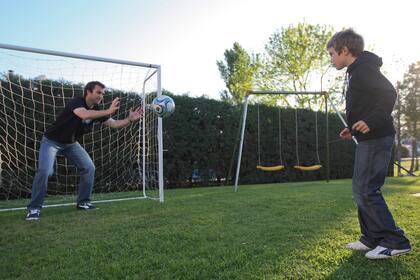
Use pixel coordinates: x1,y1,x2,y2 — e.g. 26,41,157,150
352,120,370,134
107,98,120,115
339,128,352,140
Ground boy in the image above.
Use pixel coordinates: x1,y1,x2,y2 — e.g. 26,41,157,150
26,81,143,220
327,29,411,259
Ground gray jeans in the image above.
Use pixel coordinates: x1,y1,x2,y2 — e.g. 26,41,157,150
28,136,95,210
352,135,411,250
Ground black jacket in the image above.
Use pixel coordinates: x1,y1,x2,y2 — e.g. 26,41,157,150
346,51,396,141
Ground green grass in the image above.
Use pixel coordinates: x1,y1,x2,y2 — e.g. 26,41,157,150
394,158,420,176
1,177,419,280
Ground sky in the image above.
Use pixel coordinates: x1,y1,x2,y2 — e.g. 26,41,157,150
1,0,420,99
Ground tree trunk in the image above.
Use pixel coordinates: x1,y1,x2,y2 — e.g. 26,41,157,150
396,90,402,176
414,139,419,171
410,137,415,173
415,122,419,171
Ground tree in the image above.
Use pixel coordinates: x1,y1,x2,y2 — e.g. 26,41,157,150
397,62,420,173
217,42,260,104
259,23,335,107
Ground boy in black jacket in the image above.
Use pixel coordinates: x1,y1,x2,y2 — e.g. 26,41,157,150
327,29,411,259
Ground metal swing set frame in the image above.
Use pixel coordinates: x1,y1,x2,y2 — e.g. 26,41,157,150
234,90,331,192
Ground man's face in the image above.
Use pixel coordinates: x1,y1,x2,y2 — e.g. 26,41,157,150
87,85,105,104
328,47,347,70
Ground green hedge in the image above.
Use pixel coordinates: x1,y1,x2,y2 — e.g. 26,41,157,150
163,94,357,188
1,73,360,197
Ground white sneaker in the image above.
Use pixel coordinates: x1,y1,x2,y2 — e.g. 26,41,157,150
365,246,411,259
25,209,40,221
346,241,371,251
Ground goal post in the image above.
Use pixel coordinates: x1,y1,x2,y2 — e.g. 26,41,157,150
0,43,164,211
234,90,330,192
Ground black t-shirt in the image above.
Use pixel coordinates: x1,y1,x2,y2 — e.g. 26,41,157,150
44,96,109,143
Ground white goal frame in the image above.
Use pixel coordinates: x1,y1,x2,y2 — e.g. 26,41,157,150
0,43,164,211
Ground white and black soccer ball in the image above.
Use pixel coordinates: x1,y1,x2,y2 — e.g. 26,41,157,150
151,95,175,118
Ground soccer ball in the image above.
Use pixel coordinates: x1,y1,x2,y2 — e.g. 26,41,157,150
151,95,175,118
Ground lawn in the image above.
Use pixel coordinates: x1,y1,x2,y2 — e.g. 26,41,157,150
394,158,420,176
0,177,419,279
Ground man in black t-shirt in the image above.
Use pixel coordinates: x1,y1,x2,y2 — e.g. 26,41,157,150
26,81,143,220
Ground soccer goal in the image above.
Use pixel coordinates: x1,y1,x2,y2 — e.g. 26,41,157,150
0,43,164,211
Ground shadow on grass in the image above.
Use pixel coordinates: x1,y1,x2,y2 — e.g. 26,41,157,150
0,179,417,279
387,177,420,187
325,250,416,280
222,181,417,279
212,182,358,279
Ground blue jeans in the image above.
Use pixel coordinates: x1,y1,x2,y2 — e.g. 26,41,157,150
28,136,95,210
353,135,411,250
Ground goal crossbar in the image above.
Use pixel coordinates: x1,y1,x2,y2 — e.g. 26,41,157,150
0,43,164,211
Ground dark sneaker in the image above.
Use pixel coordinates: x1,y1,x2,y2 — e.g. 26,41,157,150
76,202,96,210
365,246,411,259
26,209,40,221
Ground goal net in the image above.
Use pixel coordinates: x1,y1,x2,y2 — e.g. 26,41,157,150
0,44,163,210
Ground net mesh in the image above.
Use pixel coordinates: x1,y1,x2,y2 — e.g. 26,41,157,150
0,47,161,205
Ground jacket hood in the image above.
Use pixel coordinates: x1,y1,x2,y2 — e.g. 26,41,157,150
347,51,383,73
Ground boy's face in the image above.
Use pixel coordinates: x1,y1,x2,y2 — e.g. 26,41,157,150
328,47,349,70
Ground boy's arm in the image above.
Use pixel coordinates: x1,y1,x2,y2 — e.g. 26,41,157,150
357,65,396,132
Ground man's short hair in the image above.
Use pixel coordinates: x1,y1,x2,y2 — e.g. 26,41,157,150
327,29,364,57
84,81,105,97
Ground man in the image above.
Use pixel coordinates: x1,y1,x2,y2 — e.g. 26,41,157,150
26,81,143,220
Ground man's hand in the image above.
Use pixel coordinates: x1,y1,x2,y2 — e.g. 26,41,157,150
107,98,120,115
352,120,370,134
128,107,143,122
339,128,352,140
